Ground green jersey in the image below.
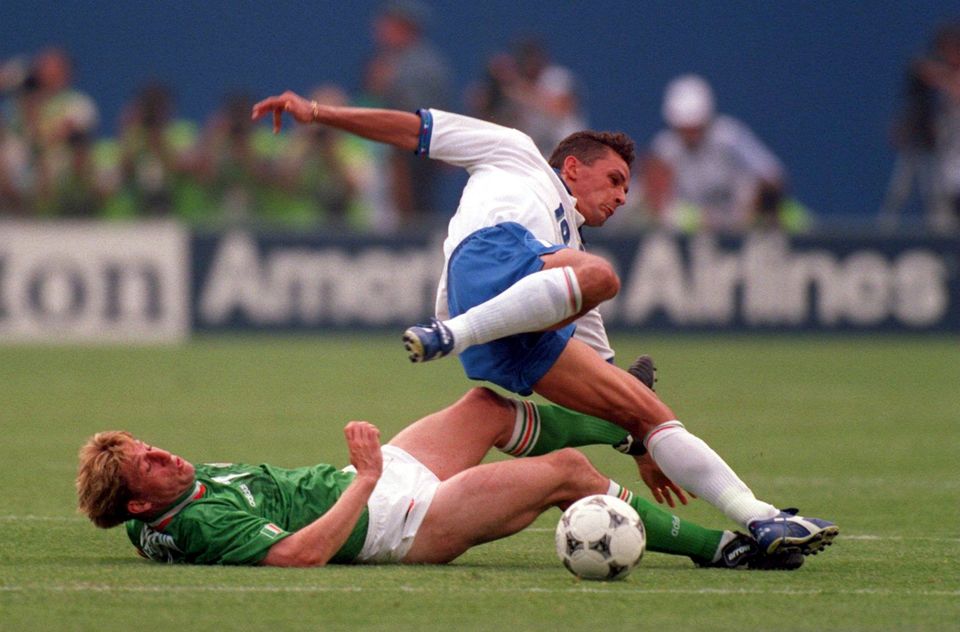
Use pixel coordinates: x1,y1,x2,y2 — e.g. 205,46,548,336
125,462,368,565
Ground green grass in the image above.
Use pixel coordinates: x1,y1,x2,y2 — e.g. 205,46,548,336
1,334,958,631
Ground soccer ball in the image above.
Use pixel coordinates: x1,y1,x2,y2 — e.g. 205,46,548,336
555,495,646,580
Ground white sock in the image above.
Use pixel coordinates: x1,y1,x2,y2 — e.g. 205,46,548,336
498,400,542,457
645,422,779,528
445,266,582,355
606,480,635,504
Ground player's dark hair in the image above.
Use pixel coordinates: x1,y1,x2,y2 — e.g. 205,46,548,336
548,131,636,170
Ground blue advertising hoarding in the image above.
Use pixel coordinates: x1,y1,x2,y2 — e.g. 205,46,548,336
3,223,955,343
191,230,960,333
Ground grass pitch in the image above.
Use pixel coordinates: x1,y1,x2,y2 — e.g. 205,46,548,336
1,334,957,631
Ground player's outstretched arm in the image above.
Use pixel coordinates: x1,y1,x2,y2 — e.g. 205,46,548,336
251,90,421,150
261,421,383,567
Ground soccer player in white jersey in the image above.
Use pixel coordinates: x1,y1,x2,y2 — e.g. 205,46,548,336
251,91,838,558
78,387,805,569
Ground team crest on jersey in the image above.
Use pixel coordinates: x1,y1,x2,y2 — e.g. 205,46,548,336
259,523,283,539
138,525,183,563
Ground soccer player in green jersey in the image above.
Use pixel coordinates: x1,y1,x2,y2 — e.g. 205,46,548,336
77,387,803,569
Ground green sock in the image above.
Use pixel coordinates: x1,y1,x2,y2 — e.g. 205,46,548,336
499,401,629,457
608,481,723,563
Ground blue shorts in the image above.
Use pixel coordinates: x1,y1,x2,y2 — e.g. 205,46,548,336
447,222,575,396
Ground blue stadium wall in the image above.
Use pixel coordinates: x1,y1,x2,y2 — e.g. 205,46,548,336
3,1,958,221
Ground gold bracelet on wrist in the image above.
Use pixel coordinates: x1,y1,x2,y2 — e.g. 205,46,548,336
310,100,320,122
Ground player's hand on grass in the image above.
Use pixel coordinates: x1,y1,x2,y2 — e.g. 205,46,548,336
251,91,314,134
635,452,692,508
344,421,383,482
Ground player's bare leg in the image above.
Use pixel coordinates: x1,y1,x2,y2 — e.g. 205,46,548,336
394,387,813,569
388,387,517,480
402,448,607,564
535,338,674,437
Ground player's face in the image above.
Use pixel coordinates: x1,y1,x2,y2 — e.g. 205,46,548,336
566,150,630,227
122,440,196,513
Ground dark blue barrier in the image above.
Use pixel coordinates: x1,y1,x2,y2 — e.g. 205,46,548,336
192,231,439,331
588,232,959,332
192,231,960,333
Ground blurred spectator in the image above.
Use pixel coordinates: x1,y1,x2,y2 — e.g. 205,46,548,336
1,56,45,214
878,34,940,231
32,49,99,148
370,0,453,226
466,52,521,129
37,127,111,217
354,55,400,233
468,38,587,156
104,83,206,220
914,22,960,233
27,48,107,217
278,84,375,231
194,92,296,229
641,74,808,234
0,109,30,215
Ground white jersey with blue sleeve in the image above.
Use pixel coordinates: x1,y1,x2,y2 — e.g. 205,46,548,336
418,109,613,361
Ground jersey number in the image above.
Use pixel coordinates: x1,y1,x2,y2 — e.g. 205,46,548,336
554,205,571,245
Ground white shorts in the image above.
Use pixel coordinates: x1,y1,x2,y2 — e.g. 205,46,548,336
343,445,440,563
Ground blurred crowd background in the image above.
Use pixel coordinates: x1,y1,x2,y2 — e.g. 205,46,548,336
1,1,958,236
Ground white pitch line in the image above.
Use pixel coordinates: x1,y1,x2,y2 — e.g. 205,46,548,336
2,517,958,543
0,584,958,597
524,528,960,542
0,515,84,522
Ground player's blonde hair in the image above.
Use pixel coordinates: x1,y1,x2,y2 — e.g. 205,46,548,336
76,431,136,528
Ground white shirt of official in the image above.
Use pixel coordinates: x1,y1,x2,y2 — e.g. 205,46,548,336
423,109,614,361
652,114,784,219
